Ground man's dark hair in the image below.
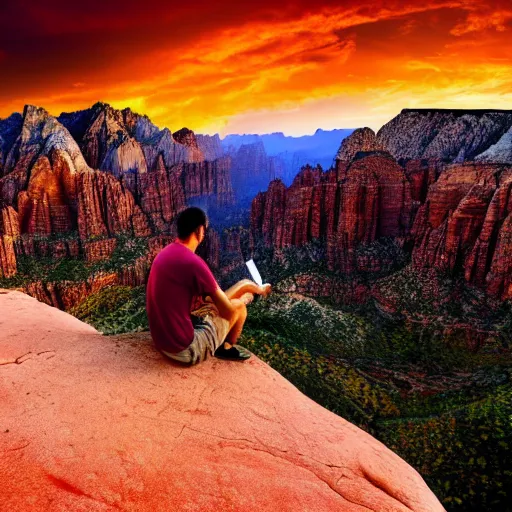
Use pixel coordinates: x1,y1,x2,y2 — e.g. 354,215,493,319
176,207,208,240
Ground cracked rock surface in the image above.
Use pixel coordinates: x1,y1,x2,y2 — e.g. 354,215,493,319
0,290,445,511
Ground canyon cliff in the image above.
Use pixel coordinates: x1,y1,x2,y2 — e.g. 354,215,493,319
4,104,512,305
252,111,512,300
252,155,412,273
0,103,234,279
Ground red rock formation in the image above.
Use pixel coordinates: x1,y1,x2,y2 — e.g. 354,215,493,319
251,180,287,247
0,206,19,278
252,153,412,272
24,273,120,310
137,169,186,233
412,164,499,271
17,155,73,235
407,162,512,299
121,107,161,142
291,164,336,187
486,211,512,298
404,159,443,204
84,238,117,262
1,206,20,237
0,168,28,207
330,153,411,272
0,235,16,278
18,229,220,311
67,102,148,176
179,157,235,206
1,103,234,272
196,134,224,161
140,128,189,169
0,290,445,512
462,168,512,298
60,103,222,177
77,171,151,239
200,229,221,270
0,106,88,208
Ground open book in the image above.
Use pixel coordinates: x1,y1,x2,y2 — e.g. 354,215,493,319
245,259,263,286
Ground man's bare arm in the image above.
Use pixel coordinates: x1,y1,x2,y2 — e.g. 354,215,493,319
224,279,272,300
210,281,272,321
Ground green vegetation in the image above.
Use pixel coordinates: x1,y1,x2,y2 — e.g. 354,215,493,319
241,329,400,425
378,383,512,510
0,255,91,287
0,233,150,289
69,285,148,335
246,293,370,356
240,292,512,512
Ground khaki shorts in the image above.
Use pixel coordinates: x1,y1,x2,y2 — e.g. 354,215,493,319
162,301,230,365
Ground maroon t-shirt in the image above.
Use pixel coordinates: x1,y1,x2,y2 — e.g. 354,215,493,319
146,241,219,353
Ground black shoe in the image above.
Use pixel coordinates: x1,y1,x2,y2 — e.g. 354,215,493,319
214,344,251,361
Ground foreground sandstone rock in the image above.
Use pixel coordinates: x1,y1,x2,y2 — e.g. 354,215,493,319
0,291,444,511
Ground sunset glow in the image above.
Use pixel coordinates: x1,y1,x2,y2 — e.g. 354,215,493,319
1,0,511,135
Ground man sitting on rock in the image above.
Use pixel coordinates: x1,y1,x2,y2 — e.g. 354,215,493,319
146,207,271,365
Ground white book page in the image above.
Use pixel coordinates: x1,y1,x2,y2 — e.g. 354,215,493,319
245,259,263,286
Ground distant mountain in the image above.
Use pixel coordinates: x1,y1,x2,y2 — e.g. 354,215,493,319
374,108,512,162
222,129,354,185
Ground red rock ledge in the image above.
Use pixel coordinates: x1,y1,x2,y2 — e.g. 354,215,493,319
0,290,445,511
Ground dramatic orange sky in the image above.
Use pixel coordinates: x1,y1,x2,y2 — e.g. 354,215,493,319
1,1,511,135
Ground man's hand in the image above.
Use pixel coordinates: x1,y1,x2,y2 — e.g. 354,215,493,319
258,283,272,297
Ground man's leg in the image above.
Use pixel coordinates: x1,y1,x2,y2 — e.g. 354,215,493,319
224,298,248,347
224,279,255,301
216,280,253,349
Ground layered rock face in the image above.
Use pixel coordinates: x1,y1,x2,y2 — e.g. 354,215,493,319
0,106,90,208
337,110,512,165
412,163,512,299
180,157,235,205
253,145,512,299
196,133,224,161
476,126,512,163
0,235,16,278
77,171,151,239
0,103,236,279
0,290,444,512
172,127,205,163
0,206,19,278
137,166,187,233
59,103,215,177
252,155,412,272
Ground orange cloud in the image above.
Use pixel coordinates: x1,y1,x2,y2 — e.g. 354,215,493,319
1,1,511,136
451,9,512,35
